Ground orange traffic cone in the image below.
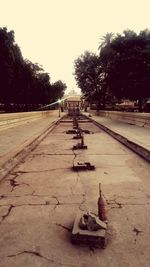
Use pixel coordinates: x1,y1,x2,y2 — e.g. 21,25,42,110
98,183,107,222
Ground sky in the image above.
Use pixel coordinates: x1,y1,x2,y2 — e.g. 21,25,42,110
0,0,150,94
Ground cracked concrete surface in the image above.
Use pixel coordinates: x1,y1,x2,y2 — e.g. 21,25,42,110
0,120,150,266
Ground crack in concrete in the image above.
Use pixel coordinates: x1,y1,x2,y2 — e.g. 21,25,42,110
107,198,150,208
0,193,83,206
56,223,72,232
8,250,47,259
79,193,87,211
133,227,143,236
121,202,150,206
89,246,95,253
9,175,30,192
52,195,60,205
10,168,71,174
0,191,36,199
0,193,57,199
0,200,82,210
9,172,19,180
0,205,14,224
0,203,53,209
32,153,74,156
8,172,33,193
70,173,80,196
70,186,74,196
69,167,87,209
2,193,149,210
9,178,19,190
6,250,76,266
11,171,28,175
72,148,77,167
76,171,88,212
106,199,122,209
133,227,143,244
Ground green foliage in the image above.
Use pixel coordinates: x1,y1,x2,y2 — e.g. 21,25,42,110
50,80,67,102
0,27,22,103
74,29,150,111
74,52,103,105
98,32,114,51
74,51,113,109
106,29,150,104
0,27,66,112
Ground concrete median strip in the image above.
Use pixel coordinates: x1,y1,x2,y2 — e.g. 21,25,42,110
87,116,150,163
0,118,61,182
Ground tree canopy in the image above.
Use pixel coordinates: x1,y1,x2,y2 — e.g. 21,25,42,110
74,51,104,107
50,80,67,103
0,27,66,112
107,30,150,105
74,51,113,109
74,29,150,110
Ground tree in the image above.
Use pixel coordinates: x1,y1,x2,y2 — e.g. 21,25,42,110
98,32,114,51
105,29,150,110
0,27,67,112
0,28,20,104
74,51,105,108
50,80,66,103
97,33,116,108
74,50,115,110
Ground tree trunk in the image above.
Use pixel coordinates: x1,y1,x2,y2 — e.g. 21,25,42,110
97,99,101,111
138,97,143,112
102,94,106,110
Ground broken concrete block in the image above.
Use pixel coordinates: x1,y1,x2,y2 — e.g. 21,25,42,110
71,212,107,248
79,212,107,231
72,162,95,171
73,143,88,150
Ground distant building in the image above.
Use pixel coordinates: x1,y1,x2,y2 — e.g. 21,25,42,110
64,90,83,110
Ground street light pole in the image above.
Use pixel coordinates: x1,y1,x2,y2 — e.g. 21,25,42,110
58,99,61,117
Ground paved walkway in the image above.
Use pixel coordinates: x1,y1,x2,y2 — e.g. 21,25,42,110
90,115,150,150
0,113,150,267
87,113,150,162
1,111,150,180
0,110,62,180
2,111,150,160
0,110,60,159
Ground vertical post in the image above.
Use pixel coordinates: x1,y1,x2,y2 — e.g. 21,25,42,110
59,103,60,117
58,99,61,117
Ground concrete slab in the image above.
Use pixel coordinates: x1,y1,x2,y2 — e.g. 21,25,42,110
15,154,74,172
75,153,136,168
84,133,132,155
0,111,59,158
0,114,150,266
51,123,74,133
31,133,74,155
87,114,150,162
0,111,62,181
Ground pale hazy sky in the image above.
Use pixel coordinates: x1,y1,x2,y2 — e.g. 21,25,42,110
0,0,150,93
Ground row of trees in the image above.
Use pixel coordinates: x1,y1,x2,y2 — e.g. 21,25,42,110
74,29,150,111
0,27,66,112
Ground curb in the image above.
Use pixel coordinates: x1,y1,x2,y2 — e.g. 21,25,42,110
0,117,61,182
86,115,150,163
